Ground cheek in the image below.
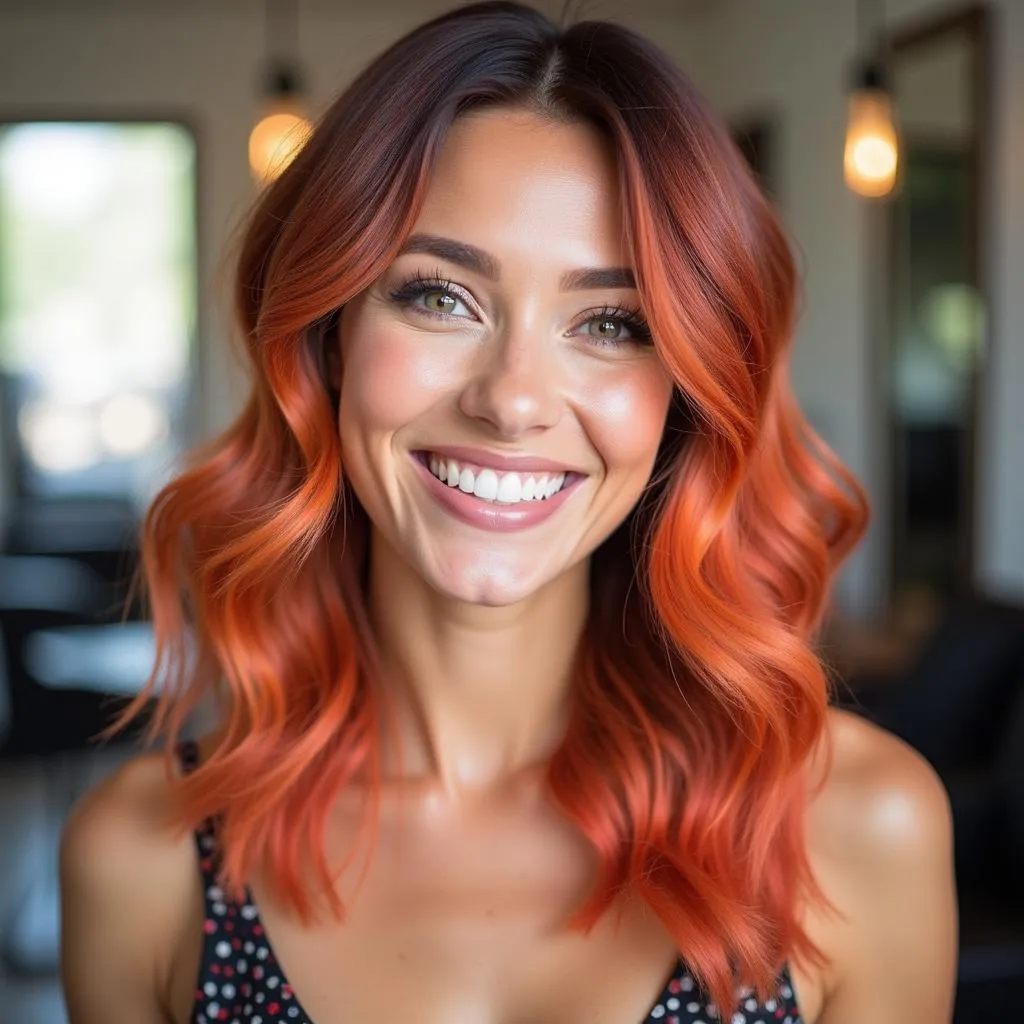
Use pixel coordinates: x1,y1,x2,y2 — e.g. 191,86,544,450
582,366,674,474
338,317,460,438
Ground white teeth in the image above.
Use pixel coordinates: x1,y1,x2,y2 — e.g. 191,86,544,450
424,454,570,505
495,473,521,503
473,468,498,501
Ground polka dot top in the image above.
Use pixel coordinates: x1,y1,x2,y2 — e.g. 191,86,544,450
179,740,805,1024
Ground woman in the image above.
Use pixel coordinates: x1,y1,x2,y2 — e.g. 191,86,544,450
60,3,957,1022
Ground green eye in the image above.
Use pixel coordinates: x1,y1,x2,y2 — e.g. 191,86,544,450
388,276,472,319
575,307,652,347
589,317,625,340
423,290,458,314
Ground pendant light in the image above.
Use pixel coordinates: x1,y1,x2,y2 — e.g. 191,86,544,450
248,0,312,185
844,0,900,198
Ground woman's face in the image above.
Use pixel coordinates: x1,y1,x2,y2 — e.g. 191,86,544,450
337,107,674,607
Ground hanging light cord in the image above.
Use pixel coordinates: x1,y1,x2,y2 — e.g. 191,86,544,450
265,0,299,74
855,0,888,90
856,0,888,75
263,0,302,96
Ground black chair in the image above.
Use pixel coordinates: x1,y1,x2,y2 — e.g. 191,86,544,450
835,594,1024,1022
0,554,154,976
0,555,148,758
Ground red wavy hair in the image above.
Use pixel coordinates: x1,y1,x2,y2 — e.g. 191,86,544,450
117,2,868,1015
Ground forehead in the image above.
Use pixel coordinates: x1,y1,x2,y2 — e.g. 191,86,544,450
412,107,632,273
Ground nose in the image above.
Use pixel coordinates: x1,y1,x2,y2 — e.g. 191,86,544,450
458,329,564,438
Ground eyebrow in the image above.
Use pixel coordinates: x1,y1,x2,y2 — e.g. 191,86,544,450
397,232,637,291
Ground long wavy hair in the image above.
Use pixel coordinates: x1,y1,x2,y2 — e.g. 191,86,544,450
118,1,868,1015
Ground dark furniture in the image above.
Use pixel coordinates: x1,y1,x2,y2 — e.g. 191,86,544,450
0,549,153,976
835,594,1024,1022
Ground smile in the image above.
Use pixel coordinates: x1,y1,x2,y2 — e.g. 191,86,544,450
426,452,569,505
410,451,586,532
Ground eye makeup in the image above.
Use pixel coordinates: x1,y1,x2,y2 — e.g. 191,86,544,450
386,267,653,348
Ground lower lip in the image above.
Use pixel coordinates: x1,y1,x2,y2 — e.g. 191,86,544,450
410,453,584,532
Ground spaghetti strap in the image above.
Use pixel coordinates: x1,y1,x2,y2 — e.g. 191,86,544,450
175,738,222,878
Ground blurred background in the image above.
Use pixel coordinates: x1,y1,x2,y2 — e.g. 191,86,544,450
0,0,1020,1020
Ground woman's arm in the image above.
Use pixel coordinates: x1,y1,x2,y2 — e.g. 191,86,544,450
60,755,196,1024
815,714,958,1023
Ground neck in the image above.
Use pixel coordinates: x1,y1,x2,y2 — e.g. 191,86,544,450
366,527,589,797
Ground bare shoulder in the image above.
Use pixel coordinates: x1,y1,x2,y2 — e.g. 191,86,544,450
802,707,958,1023
60,750,201,1023
61,749,197,910
809,707,955,863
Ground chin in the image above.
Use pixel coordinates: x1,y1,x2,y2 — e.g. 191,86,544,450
420,551,560,609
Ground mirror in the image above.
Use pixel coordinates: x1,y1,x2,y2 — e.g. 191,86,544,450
883,6,990,616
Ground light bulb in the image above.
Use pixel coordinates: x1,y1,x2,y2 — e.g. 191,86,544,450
248,92,312,185
844,86,899,198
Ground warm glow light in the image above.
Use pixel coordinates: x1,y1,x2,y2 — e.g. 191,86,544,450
248,98,312,185
844,88,899,198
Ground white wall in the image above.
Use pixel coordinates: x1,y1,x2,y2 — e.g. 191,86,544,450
688,0,1024,610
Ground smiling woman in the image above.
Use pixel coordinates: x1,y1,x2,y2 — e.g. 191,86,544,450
58,4,956,1024
334,111,675,608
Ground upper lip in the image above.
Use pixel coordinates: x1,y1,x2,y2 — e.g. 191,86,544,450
417,445,585,475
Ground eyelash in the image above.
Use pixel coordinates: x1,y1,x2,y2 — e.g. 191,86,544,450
387,269,653,347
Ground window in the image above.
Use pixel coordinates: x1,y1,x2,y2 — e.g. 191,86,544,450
0,121,197,511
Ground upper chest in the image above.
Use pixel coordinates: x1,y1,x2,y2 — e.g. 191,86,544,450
169,789,830,1024
260,794,683,1024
